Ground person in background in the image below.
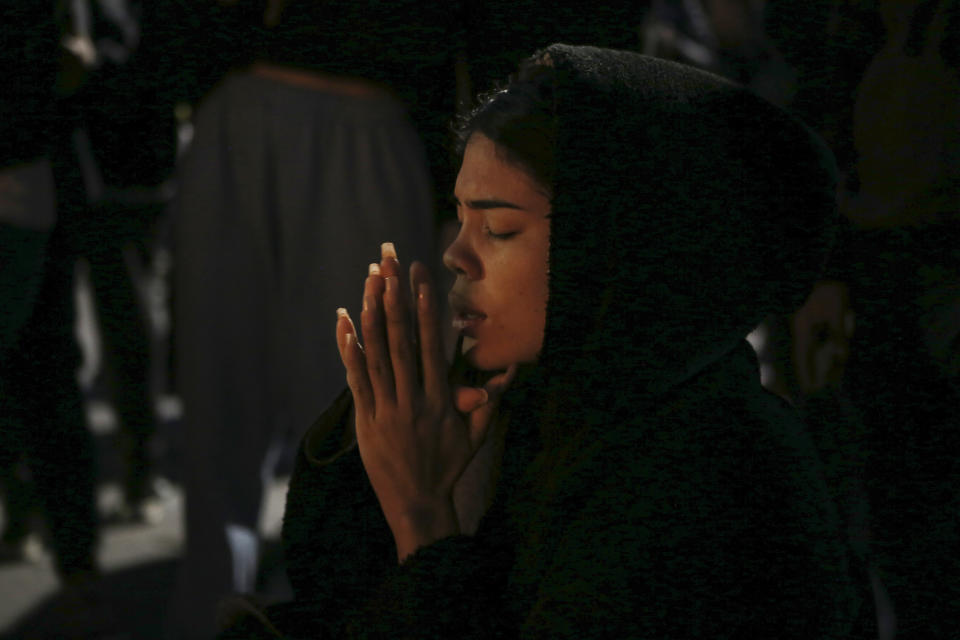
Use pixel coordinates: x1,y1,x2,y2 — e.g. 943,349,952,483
0,3,120,637
64,0,182,524
749,266,897,639
1,4,63,563
842,226,960,638
167,2,455,637
836,1,958,634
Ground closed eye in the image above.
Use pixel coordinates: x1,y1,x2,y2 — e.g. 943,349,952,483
486,228,519,240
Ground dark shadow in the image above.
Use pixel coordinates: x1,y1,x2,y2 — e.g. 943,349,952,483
3,539,289,640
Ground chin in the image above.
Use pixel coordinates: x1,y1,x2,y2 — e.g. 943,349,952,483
463,340,536,373
465,348,504,372
462,341,506,372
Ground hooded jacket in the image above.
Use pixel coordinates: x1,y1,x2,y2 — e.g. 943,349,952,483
245,44,868,639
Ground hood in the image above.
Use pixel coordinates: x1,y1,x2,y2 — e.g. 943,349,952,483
532,44,838,406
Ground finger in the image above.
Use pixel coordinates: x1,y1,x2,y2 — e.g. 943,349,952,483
454,386,488,414
380,242,399,277
380,242,414,329
411,261,449,401
361,271,396,410
364,261,381,302
408,259,423,376
336,307,360,364
342,331,375,424
361,261,381,342
379,243,419,407
383,272,418,410
484,363,518,399
466,364,518,450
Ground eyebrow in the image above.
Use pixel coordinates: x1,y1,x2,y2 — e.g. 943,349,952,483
451,196,526,211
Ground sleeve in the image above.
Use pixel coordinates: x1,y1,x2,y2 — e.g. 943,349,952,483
510,418,863,640
339,391,863,638
279,388,398,638
333,460,646,639
279,352,506,639
343,534,516,639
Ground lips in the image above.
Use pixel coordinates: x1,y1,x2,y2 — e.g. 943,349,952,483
449,293,486,335
452,312,485,331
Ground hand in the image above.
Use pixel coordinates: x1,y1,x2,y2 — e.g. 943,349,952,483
336,243,515,561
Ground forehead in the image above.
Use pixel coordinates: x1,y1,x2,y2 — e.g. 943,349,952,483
455,134,546,200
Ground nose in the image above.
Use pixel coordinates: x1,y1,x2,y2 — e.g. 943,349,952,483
442,224,482,280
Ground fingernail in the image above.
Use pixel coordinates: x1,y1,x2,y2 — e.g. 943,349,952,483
381,242,397,260
369,263,381,276
478,388,489,405
384,276,396,293
336,307,348,319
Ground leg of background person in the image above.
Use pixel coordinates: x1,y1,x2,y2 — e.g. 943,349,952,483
86,203,158,517
0,224,49,353
168,321,271,639
7,223,99,582
166,76,275,640
0,455,41,555
0,222,49,558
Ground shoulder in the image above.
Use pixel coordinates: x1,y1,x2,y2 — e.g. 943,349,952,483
302,387,357,466
281,389,395,617
283,388,363,531
526,345,858,635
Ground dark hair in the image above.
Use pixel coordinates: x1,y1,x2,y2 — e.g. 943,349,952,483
455,60,557,195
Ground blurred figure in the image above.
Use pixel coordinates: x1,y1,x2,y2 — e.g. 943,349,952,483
639,0,799,106
837,1,959,635
753,279,855,403
750,271,896,640
844,0,959,229
792,280,855,395
0,3,117,638
1,4,61,561
65,0,180,523
843,226,960,638
167,2,451,636
764,0,885,186
3,1,187,636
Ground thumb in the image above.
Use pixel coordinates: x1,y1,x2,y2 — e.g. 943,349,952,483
463,364,518,450
454,386,489,415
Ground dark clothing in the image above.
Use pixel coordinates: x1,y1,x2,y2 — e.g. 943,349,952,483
0,217,97,579
0,4,59,349
272,341,867,638
227,45,867,637
844,226,960,637
0,3,99,581
247,0,463,221
171,70,437,640
172,72,437,532
0,4,59,168
0,220,49,352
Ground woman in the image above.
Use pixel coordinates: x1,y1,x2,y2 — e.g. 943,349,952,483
227,44,870,638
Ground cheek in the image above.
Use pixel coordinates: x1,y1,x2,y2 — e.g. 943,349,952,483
510,255,549,346
478,254,548,359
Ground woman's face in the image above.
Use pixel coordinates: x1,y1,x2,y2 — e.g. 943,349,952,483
444,133,552,371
